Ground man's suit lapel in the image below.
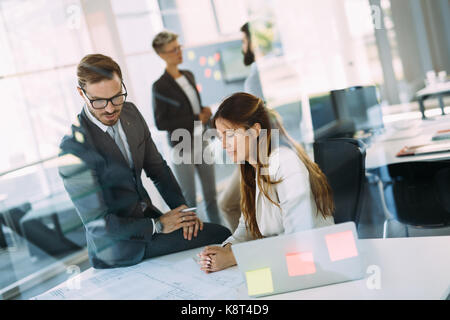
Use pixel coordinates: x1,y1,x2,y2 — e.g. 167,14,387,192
80,109,129,168
119,108,140,170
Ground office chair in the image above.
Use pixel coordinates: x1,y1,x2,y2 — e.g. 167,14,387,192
381,161,450,237
0,202,31,249
313,138,367,227
20,200,84,259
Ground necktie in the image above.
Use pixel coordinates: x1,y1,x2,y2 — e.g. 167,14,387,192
107,124,131,167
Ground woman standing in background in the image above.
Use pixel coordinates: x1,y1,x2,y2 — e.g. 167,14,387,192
152,30,221,226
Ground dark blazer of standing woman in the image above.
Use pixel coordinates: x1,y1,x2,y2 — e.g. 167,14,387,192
152,69,206,147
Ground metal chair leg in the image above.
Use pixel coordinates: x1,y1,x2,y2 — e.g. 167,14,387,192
383,219,388,238
383,218,392,238
0,225,7,248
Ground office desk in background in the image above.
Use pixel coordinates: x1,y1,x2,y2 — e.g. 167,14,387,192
33,236,450,300
416,82,450,119
366,114,450,169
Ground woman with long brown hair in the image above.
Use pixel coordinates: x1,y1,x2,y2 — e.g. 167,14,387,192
197,92,335,273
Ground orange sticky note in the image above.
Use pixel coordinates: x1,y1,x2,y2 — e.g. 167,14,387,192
325,230,358,262
285,251,316,276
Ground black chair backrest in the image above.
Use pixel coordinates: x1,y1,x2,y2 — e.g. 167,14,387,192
313,138,366,226
0,202,31,236
387,161,450,227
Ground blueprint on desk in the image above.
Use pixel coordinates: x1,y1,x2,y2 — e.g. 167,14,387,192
33,257,246,300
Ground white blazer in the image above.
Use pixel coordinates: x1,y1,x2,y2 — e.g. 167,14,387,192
222,146,335,245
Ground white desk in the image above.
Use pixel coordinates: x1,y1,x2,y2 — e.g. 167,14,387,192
416,82,450,119
34,236,450,300
366,115,450,169
263,236,450,300
416,82,450,97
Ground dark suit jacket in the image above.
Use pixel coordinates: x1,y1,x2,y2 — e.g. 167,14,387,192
152,69,208,147
58,102,185,268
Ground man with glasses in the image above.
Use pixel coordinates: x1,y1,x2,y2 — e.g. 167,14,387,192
58,54,231,269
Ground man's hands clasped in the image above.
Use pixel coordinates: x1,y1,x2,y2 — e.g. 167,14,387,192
159,205,203,240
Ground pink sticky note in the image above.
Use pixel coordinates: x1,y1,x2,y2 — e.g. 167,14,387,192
286,251,316,276
325,230,358,262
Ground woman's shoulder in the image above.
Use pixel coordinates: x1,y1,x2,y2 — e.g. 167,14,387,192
152,73,168,90
271,145,300,159
153,69,192,87
267,146,308,178
269,146,303,168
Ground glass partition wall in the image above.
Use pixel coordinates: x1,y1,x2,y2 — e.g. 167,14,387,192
2,0,447,299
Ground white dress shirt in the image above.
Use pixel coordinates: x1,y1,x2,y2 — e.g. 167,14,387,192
175,75,201,115
222,146,335,246
174,74,204,158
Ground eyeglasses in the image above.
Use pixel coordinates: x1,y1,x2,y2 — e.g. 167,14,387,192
80,82,128,110
162,45,183,54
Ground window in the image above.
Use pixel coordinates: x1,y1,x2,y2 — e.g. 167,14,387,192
379,0,405,82
242,0,385,106
0,0,91,172
161,0,248,47
176,0,218,46
0,0,92,299
212,0,248,35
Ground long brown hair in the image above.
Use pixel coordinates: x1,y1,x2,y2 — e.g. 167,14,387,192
213,92,335,239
